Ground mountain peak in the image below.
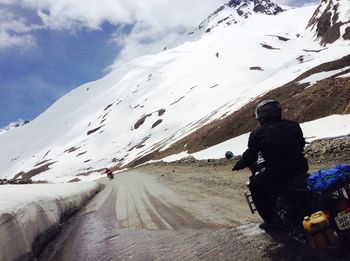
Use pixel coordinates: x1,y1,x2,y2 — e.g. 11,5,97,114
225,0,284,16
198,0,283,32
307,0,350,46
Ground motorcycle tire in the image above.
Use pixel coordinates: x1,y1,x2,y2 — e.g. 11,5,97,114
325,233,349,258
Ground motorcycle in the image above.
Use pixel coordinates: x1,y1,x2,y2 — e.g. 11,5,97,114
105,168,114,179
225,151,350,256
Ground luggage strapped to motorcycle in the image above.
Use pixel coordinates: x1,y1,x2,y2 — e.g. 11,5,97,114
311,179,350,199
306,164,350,195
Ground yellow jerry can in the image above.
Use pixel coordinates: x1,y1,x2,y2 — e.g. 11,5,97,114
303,211,337,249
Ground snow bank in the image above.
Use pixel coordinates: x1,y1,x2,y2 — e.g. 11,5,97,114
0,182,100,260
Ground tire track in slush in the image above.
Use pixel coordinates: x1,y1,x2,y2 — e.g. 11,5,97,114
113,171,219,230
127,184,146,229
116,176,169,229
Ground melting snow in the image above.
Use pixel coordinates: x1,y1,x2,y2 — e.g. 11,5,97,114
337,72,350,78
299,66,350,87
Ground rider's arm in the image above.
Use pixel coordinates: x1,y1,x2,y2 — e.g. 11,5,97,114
296,123,306,149
233,132,259,170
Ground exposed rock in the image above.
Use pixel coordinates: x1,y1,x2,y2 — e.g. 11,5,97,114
343,27,350,40
13,162,56,181
104,103,113,111
270,35,290,41
134,114,152,129
152,119,163,129
158,109,166,116
297,56,304,63
176,156,197,164
64,147,81,153
198,0,283,33
0,119,30,136
87,126,104,135
226,0,283,15
170,96,185,106
250,66,264,71
0,178,45,185
305,136,350,164
260,43,280,50
76,151,87,157
68,178,81,183
308,0,350,46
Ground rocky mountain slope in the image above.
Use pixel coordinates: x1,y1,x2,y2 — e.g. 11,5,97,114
198,0,283,33
133,53,350,165
308,0,350,45
0,0,349,182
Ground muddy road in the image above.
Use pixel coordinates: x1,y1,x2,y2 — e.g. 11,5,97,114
39,163,345,260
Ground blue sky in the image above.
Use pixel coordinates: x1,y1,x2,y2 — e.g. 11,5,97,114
0,22,121,127
0,0,317,128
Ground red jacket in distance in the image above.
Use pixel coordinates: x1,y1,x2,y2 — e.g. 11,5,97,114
105,168,113,176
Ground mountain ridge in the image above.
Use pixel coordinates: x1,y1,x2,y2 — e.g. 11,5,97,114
198,0,283,33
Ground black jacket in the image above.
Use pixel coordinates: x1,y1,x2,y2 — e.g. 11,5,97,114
234,119,308,182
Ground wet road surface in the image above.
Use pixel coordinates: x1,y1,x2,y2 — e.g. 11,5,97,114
39,171,345,261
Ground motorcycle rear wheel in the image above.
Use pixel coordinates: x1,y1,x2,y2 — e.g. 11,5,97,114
325,232,349,258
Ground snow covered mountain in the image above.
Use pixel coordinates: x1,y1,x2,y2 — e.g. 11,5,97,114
0,119,30,136
198,0,283,33
1,0,350,183
308,0,350,45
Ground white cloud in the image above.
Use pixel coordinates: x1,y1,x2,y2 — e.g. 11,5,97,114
0,0,318,60
0,30,35,49
1,0,224,30
0,8,38,49
0,0,225,56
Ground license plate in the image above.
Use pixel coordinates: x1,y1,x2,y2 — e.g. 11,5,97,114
335,211,350,231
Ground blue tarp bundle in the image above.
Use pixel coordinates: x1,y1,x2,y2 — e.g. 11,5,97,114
306,164,350,193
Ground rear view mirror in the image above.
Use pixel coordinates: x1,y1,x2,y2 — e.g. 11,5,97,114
225,151,234,159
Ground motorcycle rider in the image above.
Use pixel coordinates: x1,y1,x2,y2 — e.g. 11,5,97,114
232,100,308,230
105,167,114,179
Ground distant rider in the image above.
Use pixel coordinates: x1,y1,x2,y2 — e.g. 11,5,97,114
232,100,308,230
105,168,114,178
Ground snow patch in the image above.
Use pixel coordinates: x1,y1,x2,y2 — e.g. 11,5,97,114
337,72,350,78
161,151,190,162
236,223,265,236
192,133,250,159
299,66,350,87
301,114,350,142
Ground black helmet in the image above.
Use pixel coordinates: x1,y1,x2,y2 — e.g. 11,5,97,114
255,100,282,124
